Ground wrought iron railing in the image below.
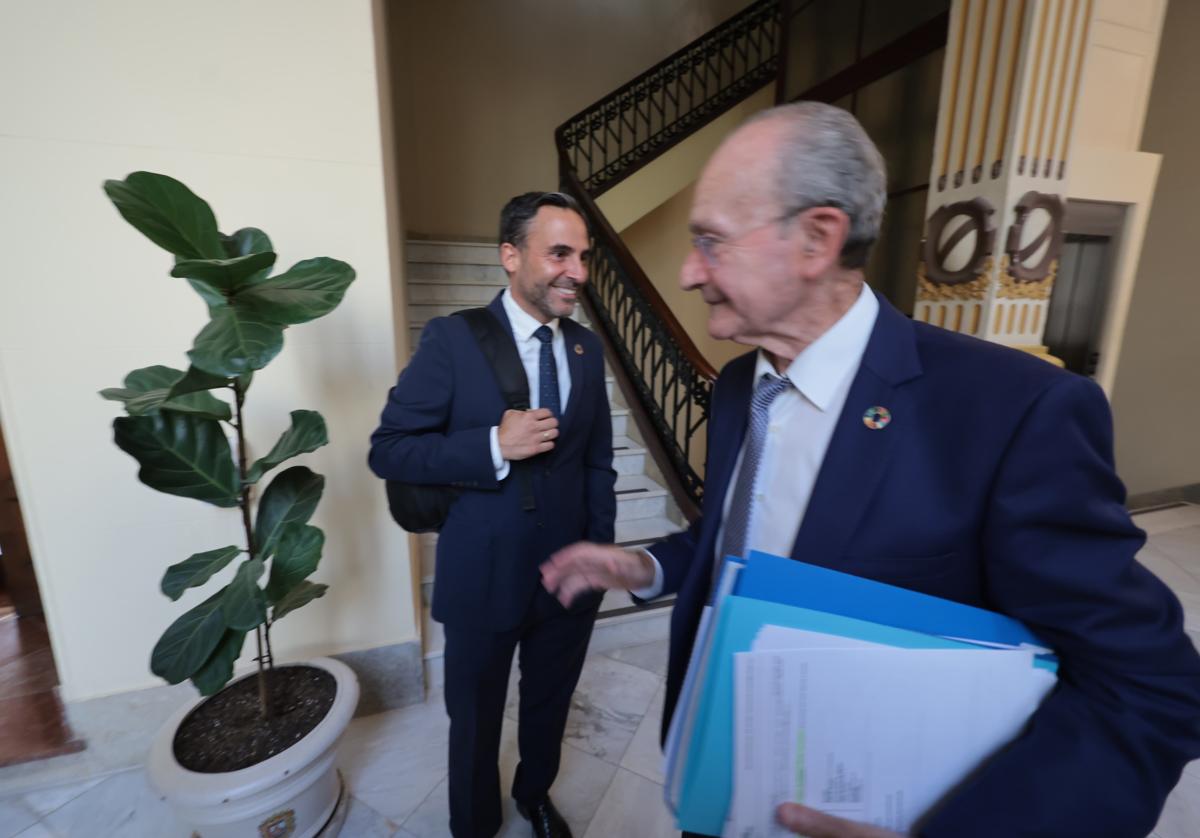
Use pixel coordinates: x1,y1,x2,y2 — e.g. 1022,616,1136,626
556,0,781,515
557,0,781,198
565,172,717,511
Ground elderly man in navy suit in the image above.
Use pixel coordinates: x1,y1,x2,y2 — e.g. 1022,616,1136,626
541,102,1200,837
370,192,616,838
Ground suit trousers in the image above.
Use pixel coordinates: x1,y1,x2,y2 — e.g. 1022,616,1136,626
443,584,599,838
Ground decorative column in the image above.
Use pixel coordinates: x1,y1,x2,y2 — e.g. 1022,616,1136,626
914,0,1094,359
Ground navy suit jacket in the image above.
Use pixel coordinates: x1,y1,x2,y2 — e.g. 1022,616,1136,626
369,294,616,631
652,292,1200,837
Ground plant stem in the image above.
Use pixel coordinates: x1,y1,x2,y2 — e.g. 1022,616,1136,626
234,378,272,719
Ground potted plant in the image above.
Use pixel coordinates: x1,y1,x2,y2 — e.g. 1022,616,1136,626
99,171,359,837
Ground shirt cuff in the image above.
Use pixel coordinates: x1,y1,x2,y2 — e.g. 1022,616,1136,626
489,426,510,481
629,549,664,600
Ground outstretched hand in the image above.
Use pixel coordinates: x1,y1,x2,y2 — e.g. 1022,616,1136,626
777,803,903,838
540,542,655,607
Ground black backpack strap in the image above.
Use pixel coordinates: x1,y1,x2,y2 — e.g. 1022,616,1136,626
454,308,537,513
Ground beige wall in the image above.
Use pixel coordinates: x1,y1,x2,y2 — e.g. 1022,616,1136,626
0,0,415,701
387,0,751,240
1111,0,1200,494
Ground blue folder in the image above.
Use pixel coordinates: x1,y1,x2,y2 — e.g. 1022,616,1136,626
739,551,1055,660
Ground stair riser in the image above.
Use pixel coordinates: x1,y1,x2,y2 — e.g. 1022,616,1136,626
407,261,507,283
408,242,501,265
614,450,646,475
611,412,627,437
616,492,668,522
408,283,507,305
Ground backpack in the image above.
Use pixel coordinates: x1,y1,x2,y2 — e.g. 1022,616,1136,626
385,307,537,532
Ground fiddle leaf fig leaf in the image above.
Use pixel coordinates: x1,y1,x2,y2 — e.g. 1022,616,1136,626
266,525,324,603
101,365,231,420
221,558,267,631
171,251,277,297
215,228,277,298
187,304,286,377
271,581,328,622
113,413,239,506
255,466,324,558
103,172,224,259
161,545,241,601
190,629,247,696
222,227,273,258
237,257,355,325
166,366,233,400
150,590,228,684
246,411,328,484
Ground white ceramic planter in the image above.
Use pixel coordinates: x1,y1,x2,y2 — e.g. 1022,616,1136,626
147,657,360,838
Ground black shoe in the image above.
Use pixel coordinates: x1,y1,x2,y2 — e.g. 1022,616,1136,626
516,797,573,838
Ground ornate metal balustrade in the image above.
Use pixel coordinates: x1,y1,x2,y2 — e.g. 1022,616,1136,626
555,2,781,515
557,0,781,198
570,180,717,511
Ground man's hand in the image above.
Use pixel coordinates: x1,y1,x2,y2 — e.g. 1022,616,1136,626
776,803,903,838
498,408,558,461
541,542,655,607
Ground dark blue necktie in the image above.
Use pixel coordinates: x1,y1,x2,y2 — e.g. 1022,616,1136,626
533,325,561,417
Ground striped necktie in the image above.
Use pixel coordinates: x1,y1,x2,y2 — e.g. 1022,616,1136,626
718,372,792,564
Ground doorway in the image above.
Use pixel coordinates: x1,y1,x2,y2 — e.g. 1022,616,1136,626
1043,200,1126,377
0,418,81,767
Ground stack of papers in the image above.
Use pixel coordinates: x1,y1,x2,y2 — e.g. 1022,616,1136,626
663,552,1058,837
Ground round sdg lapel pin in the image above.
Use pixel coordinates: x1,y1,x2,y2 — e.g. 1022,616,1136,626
862,406,891,430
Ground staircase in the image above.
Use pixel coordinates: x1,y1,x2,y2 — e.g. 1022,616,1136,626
405,240,683,664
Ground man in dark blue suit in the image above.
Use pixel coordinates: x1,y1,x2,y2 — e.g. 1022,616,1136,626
542,103,1200,837
370,192,616,838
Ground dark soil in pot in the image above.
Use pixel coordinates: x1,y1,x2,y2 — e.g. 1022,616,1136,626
173,665,337,773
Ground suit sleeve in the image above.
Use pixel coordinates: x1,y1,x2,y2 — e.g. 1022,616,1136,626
367,317,499,489
920,375,1200,838
583,343,617,543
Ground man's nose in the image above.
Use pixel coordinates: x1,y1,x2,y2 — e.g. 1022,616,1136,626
568,254,587,282
680,248,706,290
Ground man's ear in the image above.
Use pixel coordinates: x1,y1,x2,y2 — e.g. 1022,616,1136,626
499,242,521,276
797,207,851,274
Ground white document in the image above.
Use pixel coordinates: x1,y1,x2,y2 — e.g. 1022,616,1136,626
726,646,1055,837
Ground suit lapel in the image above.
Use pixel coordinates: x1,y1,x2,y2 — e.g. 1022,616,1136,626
675,352,756,607
790,295,922,566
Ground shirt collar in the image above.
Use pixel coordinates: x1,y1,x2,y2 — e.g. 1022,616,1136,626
755,283,879,412
501,287,559,342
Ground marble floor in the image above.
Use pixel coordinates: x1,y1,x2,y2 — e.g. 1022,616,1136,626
2,503,1199,837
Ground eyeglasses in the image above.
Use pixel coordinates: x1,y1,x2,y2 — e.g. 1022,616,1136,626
689,204,832,268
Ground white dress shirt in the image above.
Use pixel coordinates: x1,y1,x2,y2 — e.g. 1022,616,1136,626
488,288,572,479
634,284,879,598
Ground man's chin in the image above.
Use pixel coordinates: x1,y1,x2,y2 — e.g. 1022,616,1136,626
706,316,740,342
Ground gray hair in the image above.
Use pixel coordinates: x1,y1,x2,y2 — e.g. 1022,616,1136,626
746,102,887,269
